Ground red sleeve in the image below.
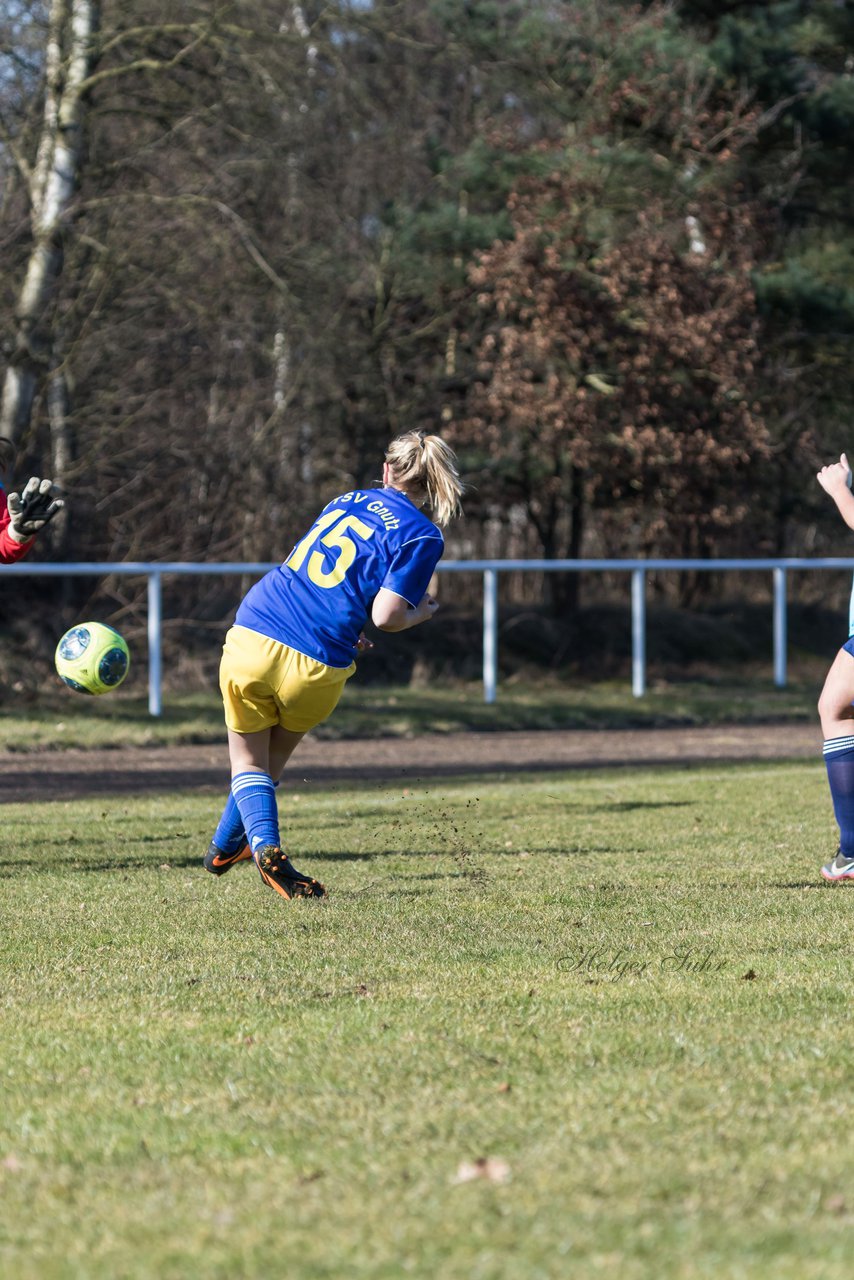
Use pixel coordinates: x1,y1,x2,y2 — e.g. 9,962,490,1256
0,488,35,564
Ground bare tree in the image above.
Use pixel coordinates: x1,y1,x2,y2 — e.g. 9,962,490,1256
0,0,99,464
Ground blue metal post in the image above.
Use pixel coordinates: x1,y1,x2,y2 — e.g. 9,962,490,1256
773,566,787,688
483,568,498,704
148,571,163,717
631,568,646,698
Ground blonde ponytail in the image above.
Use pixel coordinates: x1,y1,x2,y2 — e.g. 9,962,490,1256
385,430,463,528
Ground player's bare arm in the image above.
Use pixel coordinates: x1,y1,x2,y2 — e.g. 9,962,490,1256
817,452,854,529
371,587,439,632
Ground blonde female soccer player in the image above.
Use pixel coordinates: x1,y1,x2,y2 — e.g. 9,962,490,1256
816,452,854,881
204,430,464,900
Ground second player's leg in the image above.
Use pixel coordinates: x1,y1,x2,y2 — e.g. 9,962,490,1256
268,724,306,780
227,726,273,776
818,647,854,738
818,647,854,881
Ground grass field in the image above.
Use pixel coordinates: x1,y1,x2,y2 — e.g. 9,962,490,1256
1,750,850,1278
0,675,822,752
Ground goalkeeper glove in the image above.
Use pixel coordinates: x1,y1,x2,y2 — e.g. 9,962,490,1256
6,476,65,543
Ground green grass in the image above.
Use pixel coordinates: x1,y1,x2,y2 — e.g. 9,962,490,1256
0,674,823,752
0,759,850,1278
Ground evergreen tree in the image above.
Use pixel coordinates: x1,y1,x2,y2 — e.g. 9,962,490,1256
456,3,772,594
674,0,854,551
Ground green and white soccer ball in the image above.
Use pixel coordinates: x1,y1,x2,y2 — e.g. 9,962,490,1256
55,622,130,695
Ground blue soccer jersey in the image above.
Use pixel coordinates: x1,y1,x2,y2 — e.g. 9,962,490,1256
235,487,444,667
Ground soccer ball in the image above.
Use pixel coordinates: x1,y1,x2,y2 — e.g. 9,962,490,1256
55,622,130,695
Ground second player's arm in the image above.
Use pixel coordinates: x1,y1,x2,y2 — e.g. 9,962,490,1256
371,587,438,632
817,453,854,530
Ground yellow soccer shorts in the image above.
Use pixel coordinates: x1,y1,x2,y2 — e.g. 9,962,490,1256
220,624,355,735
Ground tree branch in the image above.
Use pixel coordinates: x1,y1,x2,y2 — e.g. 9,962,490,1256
77,36,208,94
0,110,33,188
79,192,293,295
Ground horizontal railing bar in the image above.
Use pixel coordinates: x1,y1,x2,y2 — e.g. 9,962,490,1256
6,557,854,575
440,558,854,571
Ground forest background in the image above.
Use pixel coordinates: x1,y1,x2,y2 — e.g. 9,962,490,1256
1,0,853,690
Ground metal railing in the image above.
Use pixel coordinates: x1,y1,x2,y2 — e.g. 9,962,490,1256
3,557,854,714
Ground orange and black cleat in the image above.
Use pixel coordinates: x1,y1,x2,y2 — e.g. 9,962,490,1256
203,839,252,876
253,845,327,900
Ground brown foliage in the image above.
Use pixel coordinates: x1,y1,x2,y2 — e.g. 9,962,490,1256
460,48,772,563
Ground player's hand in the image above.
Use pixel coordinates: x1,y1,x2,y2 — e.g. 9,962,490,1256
417,592,439,622
355,632,374,652
816,454,853,498
6,476,65,542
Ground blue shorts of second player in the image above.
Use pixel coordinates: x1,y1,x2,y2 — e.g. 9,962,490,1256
220,624,355,735
843,638,854,661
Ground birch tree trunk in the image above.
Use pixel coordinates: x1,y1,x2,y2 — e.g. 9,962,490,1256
276,0,315,469
0,0,99,448
46,348,72,550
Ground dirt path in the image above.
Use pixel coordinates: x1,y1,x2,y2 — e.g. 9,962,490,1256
0,723,821,803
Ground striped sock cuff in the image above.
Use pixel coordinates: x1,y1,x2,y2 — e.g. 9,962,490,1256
231,771,279,853
823,735,854,757
231,771,275,795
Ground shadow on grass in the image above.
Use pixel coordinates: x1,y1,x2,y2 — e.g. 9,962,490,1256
0,846,427,875
587,800,692,812
58,834,185,849
387,869,474,882
0,854,204,875
771,881,832,890
385,882,487,898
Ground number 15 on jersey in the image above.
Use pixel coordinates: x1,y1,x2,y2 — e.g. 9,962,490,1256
285,509,375,589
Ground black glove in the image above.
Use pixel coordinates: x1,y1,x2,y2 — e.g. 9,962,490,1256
6,476,65,543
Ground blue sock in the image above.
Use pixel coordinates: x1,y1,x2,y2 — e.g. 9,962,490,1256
212,793,246,855
230,771,279,853
212,781,281,853
823,736,854,856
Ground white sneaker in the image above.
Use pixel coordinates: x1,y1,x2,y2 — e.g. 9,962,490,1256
821,852,854,882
